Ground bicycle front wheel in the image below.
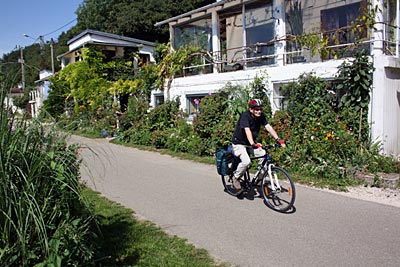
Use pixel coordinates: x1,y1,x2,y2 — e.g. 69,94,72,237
261,166,295,212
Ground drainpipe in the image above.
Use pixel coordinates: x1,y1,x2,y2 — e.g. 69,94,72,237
396,0,399,57
371,0,384,57
242,4,247,69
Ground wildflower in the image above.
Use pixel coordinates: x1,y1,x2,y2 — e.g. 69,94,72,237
325,132,334,140
194,98,200,105
208,91,212,96
170,133,175,138
310,136,315,141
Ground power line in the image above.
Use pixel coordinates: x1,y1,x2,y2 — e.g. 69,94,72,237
42,18,77,37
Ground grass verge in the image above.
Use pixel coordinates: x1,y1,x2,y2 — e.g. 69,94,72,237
83,187,230,267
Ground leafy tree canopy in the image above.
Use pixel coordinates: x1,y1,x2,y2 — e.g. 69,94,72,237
1,0,214,87
74,0,215,43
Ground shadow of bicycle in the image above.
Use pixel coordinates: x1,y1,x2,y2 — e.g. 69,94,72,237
227,185,297,214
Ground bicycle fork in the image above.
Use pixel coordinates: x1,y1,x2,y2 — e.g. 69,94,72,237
267,164,281,192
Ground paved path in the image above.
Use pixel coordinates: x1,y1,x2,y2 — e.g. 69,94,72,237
71,135,400,267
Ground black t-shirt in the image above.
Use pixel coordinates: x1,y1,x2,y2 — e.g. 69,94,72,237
232,110,268,145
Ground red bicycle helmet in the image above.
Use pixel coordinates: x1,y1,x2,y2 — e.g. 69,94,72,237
248,99,263,108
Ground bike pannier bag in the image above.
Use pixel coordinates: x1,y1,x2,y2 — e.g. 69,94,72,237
216,146,236,176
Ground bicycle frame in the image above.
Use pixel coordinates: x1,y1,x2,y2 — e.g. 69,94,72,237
248,145,281,191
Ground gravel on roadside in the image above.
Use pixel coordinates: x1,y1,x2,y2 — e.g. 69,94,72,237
321,186,400,208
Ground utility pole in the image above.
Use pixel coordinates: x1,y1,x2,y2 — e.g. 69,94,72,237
50,38,55,73
18,46,25,89
39,35,46,70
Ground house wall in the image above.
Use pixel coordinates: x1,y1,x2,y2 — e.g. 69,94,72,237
166,59,344,111
370,55,400,157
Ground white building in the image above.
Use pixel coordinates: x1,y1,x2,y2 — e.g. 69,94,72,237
57,29,156,68
154,0,400,156
26,29,158,118
28,70,52,118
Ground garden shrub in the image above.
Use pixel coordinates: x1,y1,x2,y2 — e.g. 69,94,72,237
277,73,365,178
0,106,95,266
147,99,182,131
274,52,398,179
166,119,199,153
193,92,235,154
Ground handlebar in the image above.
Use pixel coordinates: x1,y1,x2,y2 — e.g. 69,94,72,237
245,143,280,150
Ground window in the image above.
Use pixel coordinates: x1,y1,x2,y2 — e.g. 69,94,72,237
321,0,368,58
245,1,275,67
174,17,212,51
273,84,287,111
174,17,213,75
138,54,151,65
102,50,117,62
187,95,206,115
154,94,164,107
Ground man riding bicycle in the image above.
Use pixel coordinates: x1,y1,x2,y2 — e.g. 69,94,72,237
231,99,286,192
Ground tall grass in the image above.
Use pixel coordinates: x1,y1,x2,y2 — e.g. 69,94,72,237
0,81,94,266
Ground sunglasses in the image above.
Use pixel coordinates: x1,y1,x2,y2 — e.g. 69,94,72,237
253,108,263,111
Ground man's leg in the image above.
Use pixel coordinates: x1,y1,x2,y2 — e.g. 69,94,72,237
253,147,266,166
253,148,266,179
232,144,250,190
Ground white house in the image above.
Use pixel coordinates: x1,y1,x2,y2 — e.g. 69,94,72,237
57,29,156,68
154,0,400,156
24,30,158,118
29,70,53,118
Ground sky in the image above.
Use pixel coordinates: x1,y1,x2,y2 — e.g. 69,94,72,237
0,0,83,57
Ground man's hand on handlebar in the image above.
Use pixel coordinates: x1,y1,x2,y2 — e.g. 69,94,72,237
251,143,262,149
275,138,286,148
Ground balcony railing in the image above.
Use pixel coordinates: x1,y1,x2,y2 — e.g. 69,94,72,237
179,22,399,77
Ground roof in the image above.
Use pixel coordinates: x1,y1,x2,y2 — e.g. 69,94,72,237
155,0,235,26
56,41,146,60
67,29,156,47
57,29,156,60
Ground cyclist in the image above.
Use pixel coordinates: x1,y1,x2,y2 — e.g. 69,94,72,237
231,99,286,192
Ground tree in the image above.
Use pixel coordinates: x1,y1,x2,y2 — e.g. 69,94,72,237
74,0,215,42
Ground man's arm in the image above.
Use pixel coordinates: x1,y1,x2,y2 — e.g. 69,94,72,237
244,127,255,145
265,124,286,148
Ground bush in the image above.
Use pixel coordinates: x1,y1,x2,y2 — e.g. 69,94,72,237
0,111,95,266
193,91,236,153
275,53,398,179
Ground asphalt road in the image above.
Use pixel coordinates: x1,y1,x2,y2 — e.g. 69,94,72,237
70,135,400,267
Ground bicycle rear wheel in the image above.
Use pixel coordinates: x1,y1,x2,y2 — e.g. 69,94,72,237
261,166,295,212
221,174,241,196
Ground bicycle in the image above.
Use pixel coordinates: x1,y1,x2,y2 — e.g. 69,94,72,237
221,144,296,212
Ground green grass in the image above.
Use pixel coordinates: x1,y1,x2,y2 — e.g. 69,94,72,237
110,138,215,165
83,188,230,267
288,171,361,191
